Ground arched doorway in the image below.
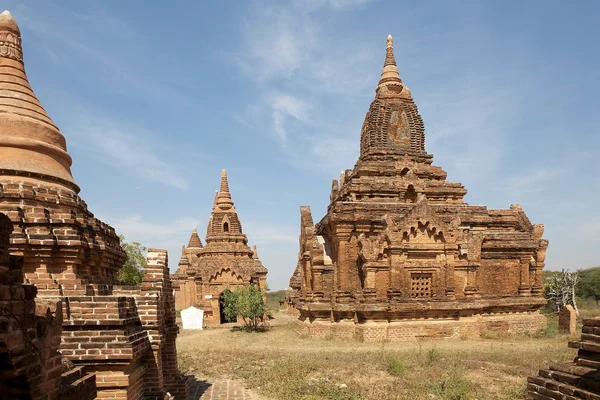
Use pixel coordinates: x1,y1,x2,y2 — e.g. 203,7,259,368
219,289,236,324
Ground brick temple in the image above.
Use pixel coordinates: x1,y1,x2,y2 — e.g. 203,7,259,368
172,170,268,325
0,10,188,399
289,35,549,341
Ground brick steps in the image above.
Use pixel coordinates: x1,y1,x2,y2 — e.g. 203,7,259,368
527,318,600,399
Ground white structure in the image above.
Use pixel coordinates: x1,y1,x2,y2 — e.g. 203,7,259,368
180,306,204,330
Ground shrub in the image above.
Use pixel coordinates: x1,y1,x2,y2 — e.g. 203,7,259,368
387,358,406,376
221,285,267,331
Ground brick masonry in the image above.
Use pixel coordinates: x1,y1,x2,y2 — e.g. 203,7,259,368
0,11,188,399
290,35,548,340
172,170,268,326
558,305,577,334
527,317,600,399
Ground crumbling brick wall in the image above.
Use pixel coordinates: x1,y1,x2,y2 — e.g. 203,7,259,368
0,212,95,400
527,317,600,399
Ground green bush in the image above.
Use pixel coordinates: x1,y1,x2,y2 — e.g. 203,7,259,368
387,358,406,376
429,369,471,400
221,285,267,331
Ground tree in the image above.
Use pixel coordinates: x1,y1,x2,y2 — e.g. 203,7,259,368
220,285,267,330
576,266,600,305
544,269,579,315
116,234,146,286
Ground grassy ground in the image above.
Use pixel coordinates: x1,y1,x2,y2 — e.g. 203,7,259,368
176,307,599,400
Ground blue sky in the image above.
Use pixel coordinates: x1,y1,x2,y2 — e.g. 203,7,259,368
5,0,599,290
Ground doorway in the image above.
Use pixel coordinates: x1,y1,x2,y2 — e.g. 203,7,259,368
219,289,236,324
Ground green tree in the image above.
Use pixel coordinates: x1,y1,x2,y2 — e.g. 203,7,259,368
576,266,600,304
221,285,267,330
116,234,146,286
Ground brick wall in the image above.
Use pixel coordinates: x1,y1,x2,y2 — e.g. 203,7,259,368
0,212,95,400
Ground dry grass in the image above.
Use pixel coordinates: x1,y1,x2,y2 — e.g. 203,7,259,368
177,311,596,400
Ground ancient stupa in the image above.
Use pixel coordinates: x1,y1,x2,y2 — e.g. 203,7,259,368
172,170,268,325
289,35,549,341
0,10,188,398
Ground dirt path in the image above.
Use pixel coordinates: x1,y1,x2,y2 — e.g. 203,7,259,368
188,378,263,400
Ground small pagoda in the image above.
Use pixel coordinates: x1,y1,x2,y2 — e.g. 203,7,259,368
290,35,549,341
172,170,268,325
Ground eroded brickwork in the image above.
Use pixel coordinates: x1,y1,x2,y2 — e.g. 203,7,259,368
0,11,187,399
0,212,96,400
172,170,268,326
527,318,600,399
291,35,548,340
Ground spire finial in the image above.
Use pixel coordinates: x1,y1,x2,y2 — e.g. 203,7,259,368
0,10,22,61
216,169,234,209
377,34,402,90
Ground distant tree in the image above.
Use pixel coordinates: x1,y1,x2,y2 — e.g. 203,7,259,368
221,285,267,330
576,266,600,305
116,234,146,286
544,269,579,315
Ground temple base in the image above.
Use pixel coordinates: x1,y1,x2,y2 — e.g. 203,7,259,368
295,312,547,341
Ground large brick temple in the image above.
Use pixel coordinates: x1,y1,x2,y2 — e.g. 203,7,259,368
172,170,268,325
0,10,188,399
289,35,549,341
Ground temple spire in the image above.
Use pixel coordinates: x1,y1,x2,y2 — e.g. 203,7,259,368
377,34,403,90
216,169,235,210
0,10,78,190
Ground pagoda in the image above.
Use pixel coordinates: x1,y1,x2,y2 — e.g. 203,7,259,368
172,170,268,325
0,10,188,398
290,35,549,341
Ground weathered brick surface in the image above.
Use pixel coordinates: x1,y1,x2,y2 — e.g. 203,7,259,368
291,35,549,340
0,11,188,400
559,305,577,334
527,318,600,399
0,212,96,400
171,171,268,326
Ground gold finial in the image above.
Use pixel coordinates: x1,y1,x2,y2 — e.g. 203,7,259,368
387,34,393,48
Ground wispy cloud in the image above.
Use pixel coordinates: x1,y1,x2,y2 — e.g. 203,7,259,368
88,129,189,190
234,1,378,171
108,214,200,269
243,221,299,246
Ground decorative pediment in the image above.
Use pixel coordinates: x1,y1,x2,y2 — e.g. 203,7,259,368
208,267,245,283
384,198,457,244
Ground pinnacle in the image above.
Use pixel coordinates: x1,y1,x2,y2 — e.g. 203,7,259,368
0,10,20,34
377,33,403,90
216,169,234,209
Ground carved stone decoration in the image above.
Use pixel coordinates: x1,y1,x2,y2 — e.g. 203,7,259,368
357,233,389,262
290,35,549,341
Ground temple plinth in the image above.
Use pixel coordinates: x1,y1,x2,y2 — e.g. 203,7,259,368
290,35,549,341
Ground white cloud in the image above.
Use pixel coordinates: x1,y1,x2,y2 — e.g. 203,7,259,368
88,128,189,190
243,221,299,246
108,214,201,271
